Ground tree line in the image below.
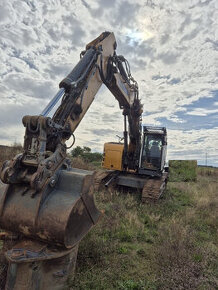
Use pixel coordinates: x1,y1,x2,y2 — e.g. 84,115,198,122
71,146,102,163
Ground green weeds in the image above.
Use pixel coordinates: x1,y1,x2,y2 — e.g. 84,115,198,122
0,147,217,289
70,167,218,289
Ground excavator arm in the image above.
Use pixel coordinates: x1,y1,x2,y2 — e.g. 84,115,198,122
0,32,142,191
51,31,142,159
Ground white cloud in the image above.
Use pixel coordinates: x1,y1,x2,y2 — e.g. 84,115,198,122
0,0,217,166
167,127,218,165
186,108,218,116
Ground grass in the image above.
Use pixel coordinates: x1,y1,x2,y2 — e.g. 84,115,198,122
0,147,217,289
68,156,102,170
68,168,218,290
0,143,22,168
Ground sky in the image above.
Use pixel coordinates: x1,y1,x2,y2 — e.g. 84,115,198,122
0,0,217,166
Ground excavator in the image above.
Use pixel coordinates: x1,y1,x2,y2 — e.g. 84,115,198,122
101,125,168,201
0,32,168,289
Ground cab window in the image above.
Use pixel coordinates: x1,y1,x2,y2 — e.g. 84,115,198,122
141,135,162,169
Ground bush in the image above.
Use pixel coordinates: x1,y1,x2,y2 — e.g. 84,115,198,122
71,146,102,164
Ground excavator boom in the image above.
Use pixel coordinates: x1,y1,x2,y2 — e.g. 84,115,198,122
0,32,142,191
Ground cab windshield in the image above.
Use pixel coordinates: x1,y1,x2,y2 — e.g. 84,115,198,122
141,134,162,169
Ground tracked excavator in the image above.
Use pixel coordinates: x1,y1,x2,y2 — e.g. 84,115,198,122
101,125,168,202
0,32,168,289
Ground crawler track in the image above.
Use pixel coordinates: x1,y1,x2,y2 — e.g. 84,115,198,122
94,170,168,203
141,172,168,202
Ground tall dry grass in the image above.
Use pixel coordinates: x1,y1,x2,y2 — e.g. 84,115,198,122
72,168,218,289
71,156,96,170
0,146,217,289
0,144,22,167
154,171,218,289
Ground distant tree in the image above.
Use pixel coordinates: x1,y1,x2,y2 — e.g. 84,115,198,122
71,146,85,158
70,146,102,163
83,146,91,153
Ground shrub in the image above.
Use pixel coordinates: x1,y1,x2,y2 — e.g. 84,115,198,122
71,146,102,164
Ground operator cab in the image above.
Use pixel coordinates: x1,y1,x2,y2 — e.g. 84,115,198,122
139,126,167,177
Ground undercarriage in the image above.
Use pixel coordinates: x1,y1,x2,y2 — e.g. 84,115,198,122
94,170,168,202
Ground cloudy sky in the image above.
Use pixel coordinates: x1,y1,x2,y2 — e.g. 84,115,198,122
0,0,217,166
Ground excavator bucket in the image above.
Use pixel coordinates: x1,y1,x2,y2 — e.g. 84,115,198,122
0,168,101,289
4,240,79,290
0,168,101,248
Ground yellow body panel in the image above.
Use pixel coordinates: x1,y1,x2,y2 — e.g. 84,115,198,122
102,143,124,171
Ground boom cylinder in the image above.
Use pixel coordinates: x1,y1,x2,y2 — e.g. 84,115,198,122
59,48,97,91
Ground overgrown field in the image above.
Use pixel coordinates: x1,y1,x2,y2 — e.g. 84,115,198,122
0,146,217,289
68,167,218,290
